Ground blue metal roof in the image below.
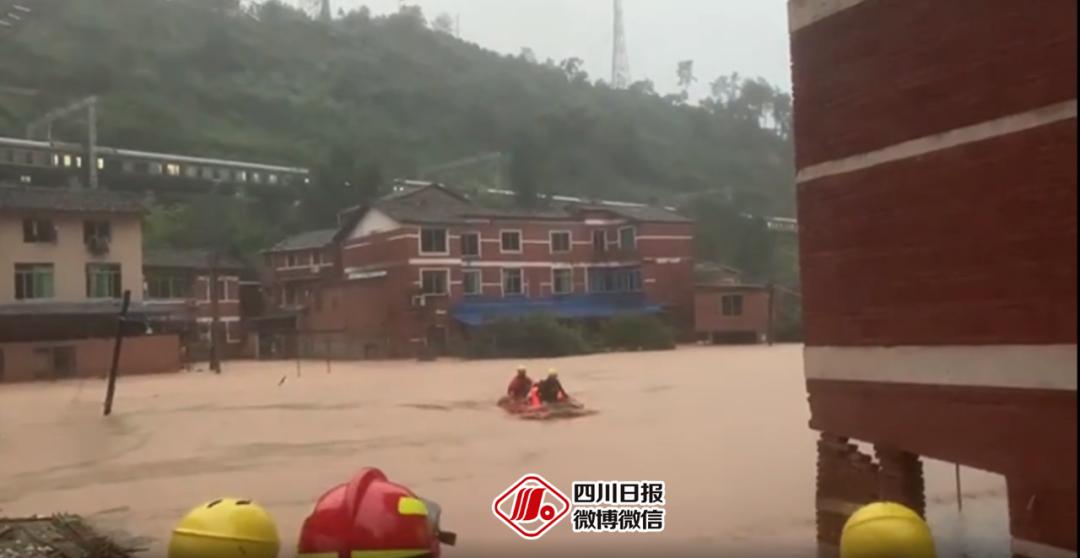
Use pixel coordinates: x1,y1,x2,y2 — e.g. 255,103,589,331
452,293,661,326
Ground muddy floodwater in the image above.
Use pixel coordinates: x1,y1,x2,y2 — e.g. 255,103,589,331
1,345,1009,557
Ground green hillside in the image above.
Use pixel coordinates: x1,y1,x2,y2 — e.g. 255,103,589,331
1,0,797,293
2,0,792,204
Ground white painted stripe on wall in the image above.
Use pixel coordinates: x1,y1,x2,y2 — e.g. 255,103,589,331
637,235,693,241
797,99,1078,184
805,345,1078,391
1013,538,1078,558
196,316,241,323
788,0,869,32
408,258,642,269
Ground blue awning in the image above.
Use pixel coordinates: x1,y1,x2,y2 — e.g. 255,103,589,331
452,294,661,326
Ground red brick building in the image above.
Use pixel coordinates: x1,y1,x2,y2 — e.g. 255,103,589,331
789,1,1076,556
271,182,693,358
143,250,253,359
262,228,340,311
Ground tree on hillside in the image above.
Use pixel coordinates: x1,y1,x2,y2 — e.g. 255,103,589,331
628,79,656,96
559,57,588,84
432,12,455,35
519,47,537,64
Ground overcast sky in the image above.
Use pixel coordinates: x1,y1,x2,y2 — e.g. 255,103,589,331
294,0,792,99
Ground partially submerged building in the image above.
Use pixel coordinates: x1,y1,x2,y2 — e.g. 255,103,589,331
0,185,179,382
267,182,694,358
143,249,254,360
789,1,1076,556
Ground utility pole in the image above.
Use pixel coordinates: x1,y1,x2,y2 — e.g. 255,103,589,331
766,281,776,346
103,290,132,416
208,251,222,374
26,96,99,189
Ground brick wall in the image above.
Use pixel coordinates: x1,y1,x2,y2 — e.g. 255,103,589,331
0,334,181,383
815,434,926,547
791,0,1077,168
799,121,1077,347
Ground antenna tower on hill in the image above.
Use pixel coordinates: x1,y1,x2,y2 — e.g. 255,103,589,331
611,0,631,88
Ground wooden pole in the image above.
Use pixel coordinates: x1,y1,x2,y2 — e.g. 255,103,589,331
103,290,132,416
209,252,221,374
766,282,776,346
955,464,963,512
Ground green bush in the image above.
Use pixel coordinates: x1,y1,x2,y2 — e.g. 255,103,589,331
465,314,593,359
598,315,676,351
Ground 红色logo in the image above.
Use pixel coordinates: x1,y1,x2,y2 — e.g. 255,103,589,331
492,474,571,539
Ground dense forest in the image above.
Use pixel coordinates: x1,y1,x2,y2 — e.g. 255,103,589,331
0,0,797,291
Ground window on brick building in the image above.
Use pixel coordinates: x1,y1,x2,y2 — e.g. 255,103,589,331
420,228,449,254
721,295,744,317
552,268,573,295
550,231,571,253
197,322,211,342
146,275,190,300
421,269,449,295
593,230,607,253
226,322,240,343
619,226,637,250
460,233,480,257
500,230,522,253
463,269,482,296
502,268,524,296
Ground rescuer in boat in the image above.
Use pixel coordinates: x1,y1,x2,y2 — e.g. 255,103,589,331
506,365,533,402
536,370,570,404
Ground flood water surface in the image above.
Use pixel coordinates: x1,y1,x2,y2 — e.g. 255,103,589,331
0,345,1008,557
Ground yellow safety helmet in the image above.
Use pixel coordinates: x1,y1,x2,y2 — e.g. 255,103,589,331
840,502,936,558
168,498,280,558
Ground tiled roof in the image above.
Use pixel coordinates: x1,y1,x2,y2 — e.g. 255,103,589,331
269,228,338,252
0,184,145,213
368,183,689,225
375,185,477,225
143,249,247,271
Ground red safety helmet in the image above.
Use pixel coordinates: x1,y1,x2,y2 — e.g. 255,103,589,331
298,468,456,558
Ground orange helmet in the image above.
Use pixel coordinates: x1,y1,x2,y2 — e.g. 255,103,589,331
298,468,456,558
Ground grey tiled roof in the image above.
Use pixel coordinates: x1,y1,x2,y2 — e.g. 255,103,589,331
0,184,145,213
269,228,338,251
370,184,689,224
143,249,247,271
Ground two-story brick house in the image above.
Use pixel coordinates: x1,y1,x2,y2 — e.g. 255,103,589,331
0,185,180,382
262,228,339,310
283,182,693,358
143,249,251,359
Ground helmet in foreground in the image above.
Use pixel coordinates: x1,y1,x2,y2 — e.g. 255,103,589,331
840,502,936,558
298,467,457,558
169,498,280,558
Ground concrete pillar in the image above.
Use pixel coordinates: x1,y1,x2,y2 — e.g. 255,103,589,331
874,445,927,517
816,433,880,551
